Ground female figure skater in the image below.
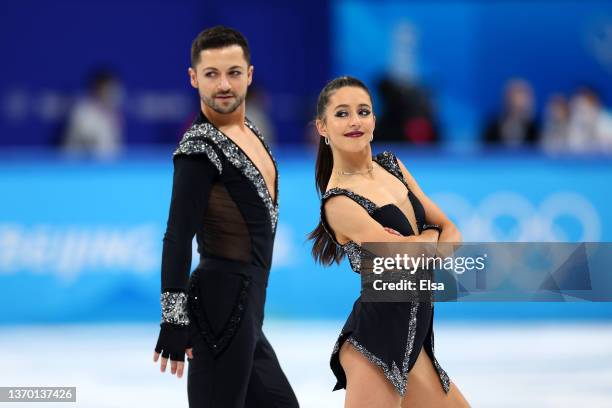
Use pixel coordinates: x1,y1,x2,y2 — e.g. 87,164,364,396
309,76,470,407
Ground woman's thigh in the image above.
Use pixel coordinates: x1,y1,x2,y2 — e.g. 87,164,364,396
401,348,470,408
339,340,402,408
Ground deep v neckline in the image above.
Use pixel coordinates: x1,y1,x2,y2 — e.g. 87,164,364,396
320,151,426,273
374,199,419,236
327,155,420,234
176,112,280,232
220,119,278,206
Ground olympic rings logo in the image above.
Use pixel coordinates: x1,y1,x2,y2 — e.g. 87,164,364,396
431,191,602,242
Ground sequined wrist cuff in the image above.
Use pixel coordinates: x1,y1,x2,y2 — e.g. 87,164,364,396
160,291,190,325
422,224,442,234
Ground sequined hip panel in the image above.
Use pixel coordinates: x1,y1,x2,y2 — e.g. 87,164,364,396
188,257,269,358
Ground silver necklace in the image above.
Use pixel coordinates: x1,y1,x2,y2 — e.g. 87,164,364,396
337,163,374,176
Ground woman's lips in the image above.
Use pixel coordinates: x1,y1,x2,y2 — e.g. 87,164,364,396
344,131,364,138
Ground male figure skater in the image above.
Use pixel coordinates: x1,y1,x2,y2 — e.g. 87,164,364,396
153,26,299,408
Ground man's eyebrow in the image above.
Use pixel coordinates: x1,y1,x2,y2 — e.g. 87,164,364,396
202,66,244,71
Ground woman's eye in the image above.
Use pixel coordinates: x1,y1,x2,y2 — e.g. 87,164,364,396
335,111,348,117
359,109,371,116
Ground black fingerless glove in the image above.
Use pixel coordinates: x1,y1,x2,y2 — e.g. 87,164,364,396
155,322,190,362
154,291,191,362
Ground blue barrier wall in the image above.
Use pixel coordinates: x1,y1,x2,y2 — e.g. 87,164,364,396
1,147,611,324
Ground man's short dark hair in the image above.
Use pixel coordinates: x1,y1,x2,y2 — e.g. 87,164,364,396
191,26,251,67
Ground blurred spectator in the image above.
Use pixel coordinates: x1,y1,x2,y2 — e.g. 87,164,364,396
374,21,439,144
566,86,612,152
246,83,276,146
62,69,124,157
375,77,439,144
482,78,539,147
541,94,571,153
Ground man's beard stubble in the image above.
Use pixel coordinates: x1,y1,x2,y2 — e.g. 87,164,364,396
201,91,245,114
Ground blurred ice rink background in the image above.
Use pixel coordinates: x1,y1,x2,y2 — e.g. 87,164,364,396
1,322,611,407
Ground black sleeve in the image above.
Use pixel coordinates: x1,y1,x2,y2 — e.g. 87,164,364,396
161,153,219,292
155,151,219,361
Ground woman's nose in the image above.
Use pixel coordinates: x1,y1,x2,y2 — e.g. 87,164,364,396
348,113,361,128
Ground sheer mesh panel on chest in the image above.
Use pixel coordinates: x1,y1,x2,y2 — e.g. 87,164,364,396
197,181,252,262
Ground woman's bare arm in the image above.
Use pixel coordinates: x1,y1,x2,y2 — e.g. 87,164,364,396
396,158,462,243
324,195,440,245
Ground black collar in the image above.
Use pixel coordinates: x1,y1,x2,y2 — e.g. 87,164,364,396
193,109,211,126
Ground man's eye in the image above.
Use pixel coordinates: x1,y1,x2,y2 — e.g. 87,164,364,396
230,71,241,76
205,72,216,78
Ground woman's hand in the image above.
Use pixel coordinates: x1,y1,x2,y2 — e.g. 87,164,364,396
384,227,402,236
385,226,441,243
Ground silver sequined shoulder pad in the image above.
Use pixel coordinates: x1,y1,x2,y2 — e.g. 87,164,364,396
173,123,223,174
173,119,278,233
374,151,408,187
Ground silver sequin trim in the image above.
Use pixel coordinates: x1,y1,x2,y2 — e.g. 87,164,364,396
321,188,379,273
323,187,377,214
429,314,451,393
173,137,223,174
245,118,279,231
324,152,451,395
160,291,190,325
343,241,361,273
173,120,278,233
344,303,418,397
374,151,408,188
433,356,451,393
321,152,416,273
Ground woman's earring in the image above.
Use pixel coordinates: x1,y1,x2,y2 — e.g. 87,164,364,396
370,134,374,142
324,136,330,145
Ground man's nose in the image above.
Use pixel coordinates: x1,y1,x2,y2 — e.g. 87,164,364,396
218,75,231,91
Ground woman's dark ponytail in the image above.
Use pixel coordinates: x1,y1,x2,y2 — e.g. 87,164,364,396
314,137,333,197
308,76,372,266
